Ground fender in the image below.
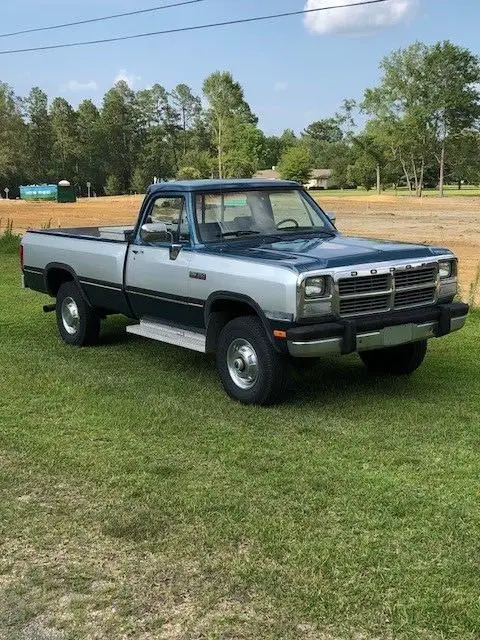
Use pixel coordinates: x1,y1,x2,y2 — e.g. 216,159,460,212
204,291,285,353
44,262,93,307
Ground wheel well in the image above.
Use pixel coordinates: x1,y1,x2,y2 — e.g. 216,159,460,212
46,268,74,296
206,299,261,353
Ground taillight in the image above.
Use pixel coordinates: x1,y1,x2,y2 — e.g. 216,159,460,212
19,244,24,271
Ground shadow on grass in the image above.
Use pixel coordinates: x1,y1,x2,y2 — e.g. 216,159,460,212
97,314,462,413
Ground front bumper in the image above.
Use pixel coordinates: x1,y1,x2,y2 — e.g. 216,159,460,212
287,302,469,358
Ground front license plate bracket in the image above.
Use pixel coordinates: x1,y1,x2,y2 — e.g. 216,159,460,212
383,324,414,347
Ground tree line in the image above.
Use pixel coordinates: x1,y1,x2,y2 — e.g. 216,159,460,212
1,40,480,198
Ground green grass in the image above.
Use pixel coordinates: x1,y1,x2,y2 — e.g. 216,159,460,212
0,220,21,254
1,252,479,639
317,186,480,198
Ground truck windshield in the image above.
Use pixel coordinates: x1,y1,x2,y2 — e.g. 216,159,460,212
194,189,333,243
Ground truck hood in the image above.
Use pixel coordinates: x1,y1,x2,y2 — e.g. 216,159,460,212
206,233,452,271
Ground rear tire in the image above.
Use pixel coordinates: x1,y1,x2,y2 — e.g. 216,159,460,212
359,340,427,375
56,281,100,346
216,316,291,405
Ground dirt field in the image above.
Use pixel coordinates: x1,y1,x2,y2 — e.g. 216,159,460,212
2,193,479,304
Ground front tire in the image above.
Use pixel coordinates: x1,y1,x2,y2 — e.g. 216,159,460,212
359,340,428,375
216,316,291,405
56,281,100,346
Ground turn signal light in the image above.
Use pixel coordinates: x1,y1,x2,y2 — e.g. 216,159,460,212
273,330,287,339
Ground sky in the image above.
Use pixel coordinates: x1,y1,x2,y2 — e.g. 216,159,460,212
1,0,480,135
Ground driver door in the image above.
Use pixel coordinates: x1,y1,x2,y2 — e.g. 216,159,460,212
125,194,201,326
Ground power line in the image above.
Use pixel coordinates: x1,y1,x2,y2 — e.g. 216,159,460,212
0,0,392,56
0,0,210,39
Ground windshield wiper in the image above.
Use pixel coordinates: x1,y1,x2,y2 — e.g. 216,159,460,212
216,230,261,238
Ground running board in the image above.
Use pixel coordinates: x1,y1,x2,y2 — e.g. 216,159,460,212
126,319,206,353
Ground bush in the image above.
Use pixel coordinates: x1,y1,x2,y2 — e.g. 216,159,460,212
0,220,21,254
130,167,150,194
277,146,313,184
176,166,202,181
104,175,123,196
181,151,214,179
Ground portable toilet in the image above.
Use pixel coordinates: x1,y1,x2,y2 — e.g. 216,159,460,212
57,180,77,203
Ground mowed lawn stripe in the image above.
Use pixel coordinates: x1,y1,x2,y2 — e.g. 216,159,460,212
1,252,479,639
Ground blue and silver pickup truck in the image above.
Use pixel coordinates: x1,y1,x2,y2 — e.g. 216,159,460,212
21,179,469,404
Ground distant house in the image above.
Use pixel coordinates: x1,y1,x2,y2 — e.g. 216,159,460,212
253,168,332,189
305,169,332,190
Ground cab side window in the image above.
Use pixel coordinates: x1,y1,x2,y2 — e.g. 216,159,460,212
143,196,189,244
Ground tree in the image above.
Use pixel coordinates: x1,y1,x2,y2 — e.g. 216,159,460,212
278,146,313,184
50,97,78,181
101,81,139,193
171,84,201,158
363,42,480,197
424,41,480,196
447,130,480,188
77,100,106,195
25,87,53,183
130,166,150,193
105,174,123,196
0,82,26,191
328,142,356,189
303,118,343,143
176,166,202,180
223,119,265,178
363,43,433,196
351,126,392,193
263,135,283,168
279,129,298,150
181,149,214,178
202,71,256,178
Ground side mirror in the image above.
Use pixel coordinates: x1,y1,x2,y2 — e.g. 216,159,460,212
140,222,169,244
326,211,336,224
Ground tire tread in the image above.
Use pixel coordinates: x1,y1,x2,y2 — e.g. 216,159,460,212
216,316,290,405
56,281,100,347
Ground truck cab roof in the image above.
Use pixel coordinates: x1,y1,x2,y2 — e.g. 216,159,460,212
147,179,300,194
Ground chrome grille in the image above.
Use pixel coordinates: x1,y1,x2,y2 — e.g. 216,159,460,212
394,287,436,308
394,265,437,289
338,274,389,296
340,294,391,316
337,264,438,317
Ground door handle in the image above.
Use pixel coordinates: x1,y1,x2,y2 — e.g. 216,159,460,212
132,249,144,255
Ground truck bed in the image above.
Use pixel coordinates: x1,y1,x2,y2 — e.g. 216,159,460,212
22,226,133,316
30,225,135,242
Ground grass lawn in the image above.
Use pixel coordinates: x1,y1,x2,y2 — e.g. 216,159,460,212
1,248,480,640
318,186,480,198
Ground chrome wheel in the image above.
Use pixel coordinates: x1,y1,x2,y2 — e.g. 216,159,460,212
61,296,80,335
226,338,259,389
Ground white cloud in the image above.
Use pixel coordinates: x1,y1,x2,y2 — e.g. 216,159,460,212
304,0,414,35
274,81,289,92
114,69,141,88
62,80,98,92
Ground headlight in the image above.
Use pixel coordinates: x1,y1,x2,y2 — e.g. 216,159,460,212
439,260,454,279
304,276,327,299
